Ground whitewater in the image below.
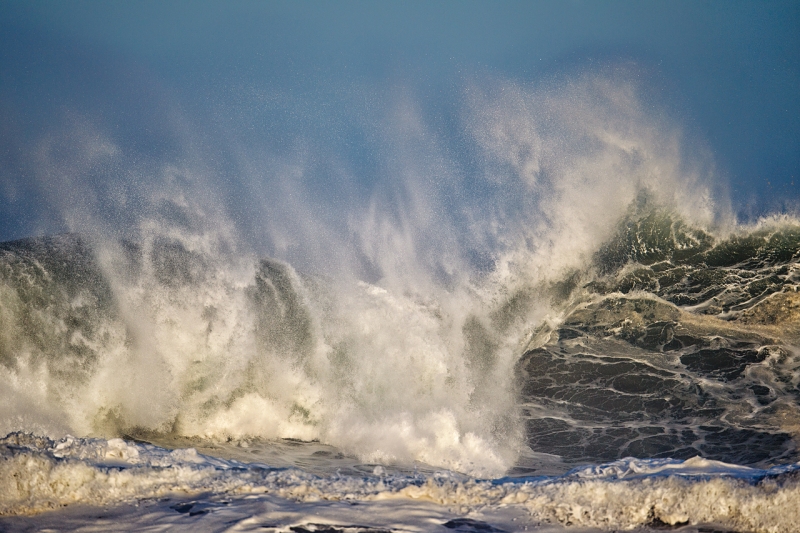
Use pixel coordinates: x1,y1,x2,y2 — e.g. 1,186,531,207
1,72,799,532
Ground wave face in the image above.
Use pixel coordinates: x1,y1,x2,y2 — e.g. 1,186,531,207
2,209,799,473
518,204,800,470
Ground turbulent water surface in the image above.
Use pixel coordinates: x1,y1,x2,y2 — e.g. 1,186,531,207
1,67,799,531
1,205,799,532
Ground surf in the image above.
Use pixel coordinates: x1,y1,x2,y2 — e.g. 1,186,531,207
1,69,799,532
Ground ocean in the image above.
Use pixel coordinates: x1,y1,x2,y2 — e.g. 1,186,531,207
0,198,798,531
0,16,797,523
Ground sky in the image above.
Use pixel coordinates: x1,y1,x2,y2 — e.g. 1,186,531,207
0,0,798,245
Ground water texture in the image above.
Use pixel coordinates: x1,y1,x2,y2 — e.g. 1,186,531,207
1,74,799,532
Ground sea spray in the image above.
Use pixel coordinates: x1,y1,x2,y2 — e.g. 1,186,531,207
0,69,792,482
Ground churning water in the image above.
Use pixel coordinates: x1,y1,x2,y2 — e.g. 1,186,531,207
1,72,799,532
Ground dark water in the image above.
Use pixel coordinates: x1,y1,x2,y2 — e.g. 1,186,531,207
515,206,800,471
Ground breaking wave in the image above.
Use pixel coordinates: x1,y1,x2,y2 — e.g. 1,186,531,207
1,68,799,530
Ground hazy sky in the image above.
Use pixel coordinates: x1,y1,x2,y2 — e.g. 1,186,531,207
1,0,798,242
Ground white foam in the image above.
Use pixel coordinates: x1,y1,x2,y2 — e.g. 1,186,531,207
2,435,800,533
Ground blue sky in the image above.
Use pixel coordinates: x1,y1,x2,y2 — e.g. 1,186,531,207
1,0,798,243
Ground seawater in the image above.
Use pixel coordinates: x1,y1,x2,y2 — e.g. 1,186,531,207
1,73,799,532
